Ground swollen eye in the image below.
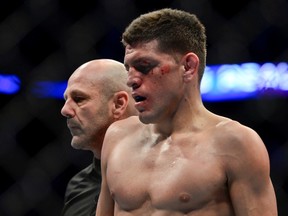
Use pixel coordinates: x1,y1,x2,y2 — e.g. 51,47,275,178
136,65,152,74
135,61,158,75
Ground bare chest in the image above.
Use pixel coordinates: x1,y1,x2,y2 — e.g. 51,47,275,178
107,136,229,213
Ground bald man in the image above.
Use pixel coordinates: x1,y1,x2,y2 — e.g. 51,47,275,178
60,59,137,216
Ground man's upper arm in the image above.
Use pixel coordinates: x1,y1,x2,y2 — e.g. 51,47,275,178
226,125,277,216
95,125,117,216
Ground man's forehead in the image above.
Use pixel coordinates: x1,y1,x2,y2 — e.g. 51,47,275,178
124,44,160,63
125,40,159,51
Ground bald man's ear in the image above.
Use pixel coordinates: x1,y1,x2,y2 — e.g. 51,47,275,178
112,91,129,119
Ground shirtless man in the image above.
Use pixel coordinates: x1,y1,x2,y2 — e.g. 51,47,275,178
96,8,278,216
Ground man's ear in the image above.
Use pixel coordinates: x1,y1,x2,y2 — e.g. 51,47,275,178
112,91,129,119
183,52,199,82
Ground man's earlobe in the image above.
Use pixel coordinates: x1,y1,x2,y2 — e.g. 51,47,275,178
183,70,193,82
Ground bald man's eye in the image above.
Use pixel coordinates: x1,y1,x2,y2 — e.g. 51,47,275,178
73,96,85,104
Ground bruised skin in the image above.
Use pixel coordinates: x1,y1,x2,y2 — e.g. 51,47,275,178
97,32,277,216
160,64,170,75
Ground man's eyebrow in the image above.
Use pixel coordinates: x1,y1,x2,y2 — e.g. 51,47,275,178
126,57,154,66
124,57,159,72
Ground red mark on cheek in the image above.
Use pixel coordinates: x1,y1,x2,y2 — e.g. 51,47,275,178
160,65,170,75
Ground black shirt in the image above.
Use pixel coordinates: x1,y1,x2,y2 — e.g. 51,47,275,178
61,158,101,216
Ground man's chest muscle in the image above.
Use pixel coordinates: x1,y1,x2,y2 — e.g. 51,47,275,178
106,148,226,211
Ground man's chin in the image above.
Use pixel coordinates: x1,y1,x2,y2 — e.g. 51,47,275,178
71,143,81,150
71,139,84,150
139,113,156,124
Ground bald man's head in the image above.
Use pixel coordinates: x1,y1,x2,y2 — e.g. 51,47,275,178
67,59,136,118
62,59,137,157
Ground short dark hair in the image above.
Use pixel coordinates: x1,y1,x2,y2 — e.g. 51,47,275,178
122,8,207,82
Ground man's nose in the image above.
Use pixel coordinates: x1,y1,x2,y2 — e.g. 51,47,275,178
127,69,142,90
61,101,74,118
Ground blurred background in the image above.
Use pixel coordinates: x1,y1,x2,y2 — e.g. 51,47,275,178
0,0,287,215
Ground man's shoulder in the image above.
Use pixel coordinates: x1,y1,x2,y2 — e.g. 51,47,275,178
212,117,266,160
109,115,142,132
117,115,140,124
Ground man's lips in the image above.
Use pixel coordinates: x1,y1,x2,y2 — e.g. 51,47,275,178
67,121,81,134
132,92,147,103
132,94,148,113
67,120,79,128
68,126,82,136
134,95,146,102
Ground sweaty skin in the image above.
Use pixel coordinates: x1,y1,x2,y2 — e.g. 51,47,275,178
95,40,277,216
100,115,276,216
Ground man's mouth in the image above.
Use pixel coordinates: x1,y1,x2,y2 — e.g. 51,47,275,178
134,95,146,102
